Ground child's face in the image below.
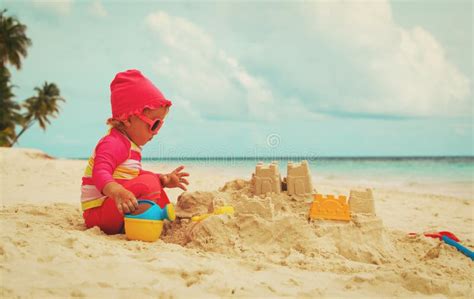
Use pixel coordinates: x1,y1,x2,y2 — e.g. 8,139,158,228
124,107,169,146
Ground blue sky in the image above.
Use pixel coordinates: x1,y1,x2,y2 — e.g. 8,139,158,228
3,0,473,158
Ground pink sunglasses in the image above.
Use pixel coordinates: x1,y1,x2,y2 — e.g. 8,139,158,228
136,114,164,134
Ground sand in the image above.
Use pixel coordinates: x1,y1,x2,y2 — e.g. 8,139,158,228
0,148,472,298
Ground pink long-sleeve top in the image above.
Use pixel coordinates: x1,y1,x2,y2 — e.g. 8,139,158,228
80,128,156,211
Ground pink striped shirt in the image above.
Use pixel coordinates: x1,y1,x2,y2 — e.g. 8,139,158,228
80,128,157,211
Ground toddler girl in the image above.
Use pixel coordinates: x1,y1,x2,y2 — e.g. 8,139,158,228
80,69,189,234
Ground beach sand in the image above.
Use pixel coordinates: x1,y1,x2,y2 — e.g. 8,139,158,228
0,148,472,298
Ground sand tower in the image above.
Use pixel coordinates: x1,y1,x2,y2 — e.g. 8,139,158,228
286,160,313,196
252,161,282,196
349,188,375,215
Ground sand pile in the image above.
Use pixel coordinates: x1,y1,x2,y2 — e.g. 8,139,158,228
164,180,395,265
160,179,473,296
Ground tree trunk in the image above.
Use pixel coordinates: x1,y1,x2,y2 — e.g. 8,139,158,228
10,121,34,146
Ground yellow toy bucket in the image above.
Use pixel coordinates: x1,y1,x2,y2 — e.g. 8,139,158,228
124,218,163,242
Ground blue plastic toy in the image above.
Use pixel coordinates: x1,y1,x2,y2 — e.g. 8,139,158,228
125,199,175,221
442,235,474,261
410,231,474,261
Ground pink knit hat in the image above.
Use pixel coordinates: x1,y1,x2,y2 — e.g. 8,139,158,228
110,69,172,120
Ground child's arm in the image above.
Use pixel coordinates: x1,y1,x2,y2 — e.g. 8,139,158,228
138,169,167,186
102,182,138,214
92,136,139,214
159,166,190,191
140,166,189,190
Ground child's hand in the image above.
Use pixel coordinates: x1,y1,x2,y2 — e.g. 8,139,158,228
161,166,189,191
102,182,139,214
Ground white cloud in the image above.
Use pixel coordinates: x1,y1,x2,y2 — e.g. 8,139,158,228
89,0,108,18
32,0,73,16
303,1,471,117
200,1,471,118
146,11,303,122
145,2,471,121
170,95,204,122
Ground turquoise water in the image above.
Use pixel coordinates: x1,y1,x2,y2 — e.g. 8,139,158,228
144,156,474,183
144,156,473,198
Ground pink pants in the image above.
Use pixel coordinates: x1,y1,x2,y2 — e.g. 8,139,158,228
83,173,170,235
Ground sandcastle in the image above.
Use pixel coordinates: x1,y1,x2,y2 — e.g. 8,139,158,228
348,188,376,215
250,160,376,222
252,161,282,195
286,160,313,196
251,160,313,196
168,180,392,266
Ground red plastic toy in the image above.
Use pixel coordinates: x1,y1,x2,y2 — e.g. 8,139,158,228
409,231,473,261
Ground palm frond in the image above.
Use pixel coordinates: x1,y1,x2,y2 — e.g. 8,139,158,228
0,9,32,69
22,82,66,131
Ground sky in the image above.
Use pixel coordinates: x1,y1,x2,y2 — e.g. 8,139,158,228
2,0,473,158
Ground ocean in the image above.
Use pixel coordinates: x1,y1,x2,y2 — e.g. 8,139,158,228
144,156,474,198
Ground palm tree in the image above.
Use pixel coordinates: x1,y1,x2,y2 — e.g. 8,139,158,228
11,82,65,146
0,9,31,146
0,65,22,146
0,10,65,147
0,9,32,69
